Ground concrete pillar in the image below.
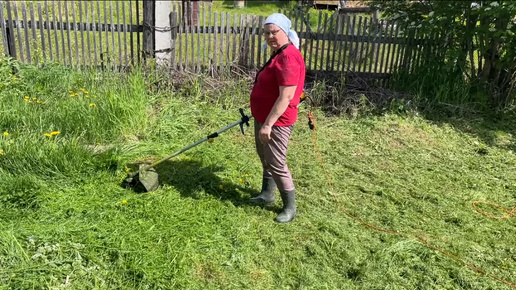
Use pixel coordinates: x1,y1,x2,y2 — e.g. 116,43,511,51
155,1,172,66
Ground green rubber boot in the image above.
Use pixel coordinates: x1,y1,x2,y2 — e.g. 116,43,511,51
275,189,296,223
249,177,276,204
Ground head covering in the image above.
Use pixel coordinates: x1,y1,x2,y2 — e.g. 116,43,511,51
262,13,300,50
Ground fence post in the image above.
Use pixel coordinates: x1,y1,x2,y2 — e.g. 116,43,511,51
143,0,155,60
155,1,172,66
170,11,178,69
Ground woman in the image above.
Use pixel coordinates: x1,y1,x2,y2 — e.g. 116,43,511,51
249,13,306,223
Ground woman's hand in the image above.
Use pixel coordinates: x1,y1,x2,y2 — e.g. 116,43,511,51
259,124,272,143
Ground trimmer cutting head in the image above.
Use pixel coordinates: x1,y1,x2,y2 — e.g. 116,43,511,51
121,164,159,193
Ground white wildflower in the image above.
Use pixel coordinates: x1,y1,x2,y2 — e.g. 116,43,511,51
490,2,499,7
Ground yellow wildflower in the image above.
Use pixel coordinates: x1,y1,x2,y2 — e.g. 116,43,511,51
24,96,29,99
80,88,88,94
50,131,60,136
36,100,42,104
32,97,37,101
0,149,4,155
89,103,96,108
44,133,52,137
122,200,128,204
239,178,244,183
3,132,8,136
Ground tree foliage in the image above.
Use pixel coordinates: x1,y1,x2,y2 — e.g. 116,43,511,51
370,0,516,110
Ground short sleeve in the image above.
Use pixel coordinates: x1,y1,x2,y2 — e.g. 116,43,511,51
276,53,301,86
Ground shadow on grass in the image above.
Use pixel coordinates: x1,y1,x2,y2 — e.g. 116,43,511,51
155,159,269,207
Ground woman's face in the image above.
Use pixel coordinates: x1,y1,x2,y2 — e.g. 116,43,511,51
263,24,289,51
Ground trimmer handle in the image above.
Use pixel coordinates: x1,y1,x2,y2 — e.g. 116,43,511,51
239,108,251,135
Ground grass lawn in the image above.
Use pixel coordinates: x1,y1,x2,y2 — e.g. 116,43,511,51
0,58,515,289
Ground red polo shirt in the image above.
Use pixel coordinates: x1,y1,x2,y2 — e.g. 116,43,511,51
250,44,306,126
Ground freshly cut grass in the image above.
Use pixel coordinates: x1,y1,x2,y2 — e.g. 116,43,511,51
0,58,515,289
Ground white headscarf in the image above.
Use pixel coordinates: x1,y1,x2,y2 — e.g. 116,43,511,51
261,13,300,50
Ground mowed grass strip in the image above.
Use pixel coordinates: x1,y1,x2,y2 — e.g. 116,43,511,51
0,58,515,289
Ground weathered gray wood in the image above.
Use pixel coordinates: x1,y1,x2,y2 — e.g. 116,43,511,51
12,2,25,62
226,13,231,68
249,15,256,68
177,2,183,70
43,1,52,61
36,3,47,60
202,2,207,67
258,15,264,68
311,11,322,71
219,12,224,70
232,13,237,64
64,1,73,65
346,15,356,72
191,3,196,71
213,12,218,72
78,1,86,67
359,17,369,73
378,20,387,73
0,2,7,55
86,2,97,65
103,0,110,63
183,3,189,70
330,14,340,71
5,1,16,58
109,1,116,68
135,0,143,63
207,4,211,71
351,16,362,72
21,2,32,64
29,3,37,45
372,18,382,74
71,2,80,66
390,21,400,73
115,1,122,68
324,12,332,71
57,1,66,64
196,5,201,72
170,11,177,69
121,1,127,68
96,1,103,66
383,21,393,73
338,14,349,72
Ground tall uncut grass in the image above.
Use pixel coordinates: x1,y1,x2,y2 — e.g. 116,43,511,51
1,56,516,289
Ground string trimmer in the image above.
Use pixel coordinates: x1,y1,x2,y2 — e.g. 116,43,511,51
122,93,308,193
122,108,252,193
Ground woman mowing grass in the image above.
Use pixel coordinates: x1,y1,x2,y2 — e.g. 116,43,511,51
249,13,306,223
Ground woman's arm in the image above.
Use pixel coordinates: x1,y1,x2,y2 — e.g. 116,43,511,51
259,85,297,143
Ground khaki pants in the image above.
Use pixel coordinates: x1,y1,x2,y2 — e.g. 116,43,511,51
254,120,295,192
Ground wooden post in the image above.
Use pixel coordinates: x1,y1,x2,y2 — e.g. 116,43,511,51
170,11,178,68
143,0,155,60
155,1,172,66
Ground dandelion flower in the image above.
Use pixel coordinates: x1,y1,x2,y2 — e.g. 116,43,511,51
122,200,128,204
24,96,29,99
0,149,5,155
89,103,96,108
3,132,8,136
50,131,60,136
124,167,131,173
32,97,37,101
239,178,244,183
44,133,52,137
36,100,42,104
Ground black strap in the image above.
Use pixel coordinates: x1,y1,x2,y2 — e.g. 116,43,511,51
254,43,290,84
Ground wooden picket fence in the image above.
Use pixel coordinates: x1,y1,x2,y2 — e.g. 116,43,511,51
0,1,443,80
